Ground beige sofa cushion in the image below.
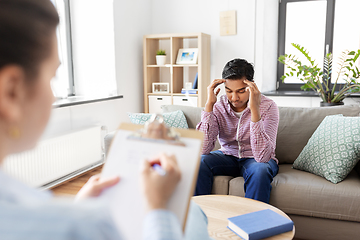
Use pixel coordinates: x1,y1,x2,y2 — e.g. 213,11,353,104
271,165,360,222
276,105,360,164
211,176,233,195
224,165,360,222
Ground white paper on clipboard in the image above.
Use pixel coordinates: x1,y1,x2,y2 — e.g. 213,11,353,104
100,123,203,240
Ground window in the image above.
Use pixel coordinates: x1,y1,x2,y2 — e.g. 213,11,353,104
332,0,360,84
277,0,342,91
51,0,118,100
51,0,74,98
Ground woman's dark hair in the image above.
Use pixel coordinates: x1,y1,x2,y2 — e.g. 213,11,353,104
222,58,255,81
0,0,59,80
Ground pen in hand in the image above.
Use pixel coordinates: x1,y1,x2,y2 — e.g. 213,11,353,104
152,163,166,176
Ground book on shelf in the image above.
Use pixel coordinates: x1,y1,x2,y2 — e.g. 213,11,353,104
192,72,198,89
227,209,293,240
181,89,198,94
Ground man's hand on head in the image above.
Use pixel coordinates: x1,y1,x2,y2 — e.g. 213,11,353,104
244,80,261,122
205,79,226,112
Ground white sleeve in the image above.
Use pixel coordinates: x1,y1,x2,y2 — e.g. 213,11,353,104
0,200,122,240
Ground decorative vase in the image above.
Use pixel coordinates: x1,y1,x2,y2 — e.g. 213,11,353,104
320,101,345,107
156,55,166,65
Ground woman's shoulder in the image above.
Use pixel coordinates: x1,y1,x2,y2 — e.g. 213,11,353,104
0,170,51,204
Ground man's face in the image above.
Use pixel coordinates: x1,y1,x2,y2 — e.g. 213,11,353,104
224,77,250,112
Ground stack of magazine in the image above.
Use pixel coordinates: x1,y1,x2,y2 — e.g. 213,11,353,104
181,73,198,94
181,89,198,94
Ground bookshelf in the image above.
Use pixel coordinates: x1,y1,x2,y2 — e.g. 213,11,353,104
143,33,211,113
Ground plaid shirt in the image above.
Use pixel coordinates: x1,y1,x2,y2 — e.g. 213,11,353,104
196,94,279,163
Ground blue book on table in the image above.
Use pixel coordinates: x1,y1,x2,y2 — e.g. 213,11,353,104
227,209,293,240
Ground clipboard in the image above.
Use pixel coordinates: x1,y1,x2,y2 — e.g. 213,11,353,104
100,114,204,240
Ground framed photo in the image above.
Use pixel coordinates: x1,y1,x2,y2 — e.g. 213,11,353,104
176,48,198,64
152,82,169,93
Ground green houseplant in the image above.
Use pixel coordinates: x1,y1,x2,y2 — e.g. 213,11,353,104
156,49,166,65
279,43,360,106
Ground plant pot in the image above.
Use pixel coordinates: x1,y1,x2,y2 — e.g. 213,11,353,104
156,55,166,65
320,101,345,107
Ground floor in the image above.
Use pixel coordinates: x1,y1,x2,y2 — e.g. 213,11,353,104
51,166,103,196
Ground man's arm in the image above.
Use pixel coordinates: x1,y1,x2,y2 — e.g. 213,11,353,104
196,79,224,155
249,102,279,163
196,111,220,155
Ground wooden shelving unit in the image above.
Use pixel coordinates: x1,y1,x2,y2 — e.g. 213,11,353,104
143,32,211,113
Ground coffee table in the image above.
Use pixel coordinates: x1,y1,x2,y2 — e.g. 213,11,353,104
192,195,295,240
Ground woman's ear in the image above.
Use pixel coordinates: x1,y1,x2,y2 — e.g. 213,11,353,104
0,65,26,122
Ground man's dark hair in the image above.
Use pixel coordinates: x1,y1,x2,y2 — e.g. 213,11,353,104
0,0,59,80
222,58,254,81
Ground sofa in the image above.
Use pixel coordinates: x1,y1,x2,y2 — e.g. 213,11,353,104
105,104,360,240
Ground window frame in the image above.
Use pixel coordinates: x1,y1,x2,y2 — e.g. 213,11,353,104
52,0,75,97
277,0,336,91
62,0,75,96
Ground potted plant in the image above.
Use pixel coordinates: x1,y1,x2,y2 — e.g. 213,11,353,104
279,43,360,106
156,49,166,65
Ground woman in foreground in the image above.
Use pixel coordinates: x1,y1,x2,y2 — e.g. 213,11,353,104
0,0,209,239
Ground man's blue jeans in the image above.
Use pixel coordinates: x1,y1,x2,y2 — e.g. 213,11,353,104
195,150,279,203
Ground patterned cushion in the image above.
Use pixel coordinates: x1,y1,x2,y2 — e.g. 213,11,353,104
293,115,360,183
127,110,189,129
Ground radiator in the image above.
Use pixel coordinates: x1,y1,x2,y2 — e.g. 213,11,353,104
2,126,104,189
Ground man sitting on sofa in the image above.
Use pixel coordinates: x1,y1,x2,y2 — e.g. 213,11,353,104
195,58,279,203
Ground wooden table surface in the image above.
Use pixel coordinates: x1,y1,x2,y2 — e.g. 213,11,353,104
192,195,295,240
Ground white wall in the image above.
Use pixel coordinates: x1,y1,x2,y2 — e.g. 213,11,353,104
152,0,256,81
151,0,279,92
113,0,152,113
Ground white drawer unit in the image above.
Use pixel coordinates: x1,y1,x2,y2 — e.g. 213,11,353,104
148,95,172,113
173,96,198,107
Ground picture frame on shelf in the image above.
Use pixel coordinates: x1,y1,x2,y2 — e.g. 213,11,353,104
152,82,169,93
176,48,198,64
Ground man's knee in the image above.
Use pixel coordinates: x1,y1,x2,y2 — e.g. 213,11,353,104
200,154,210,166
247,162,273,177
200,151,222,165
199,154,214,173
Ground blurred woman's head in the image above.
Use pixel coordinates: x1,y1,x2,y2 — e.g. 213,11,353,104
0,0,59,156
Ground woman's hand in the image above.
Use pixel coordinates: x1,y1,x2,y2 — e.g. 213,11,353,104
75,174,120,202
205,79,226,112
244,79,261,122
141,153,181,211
